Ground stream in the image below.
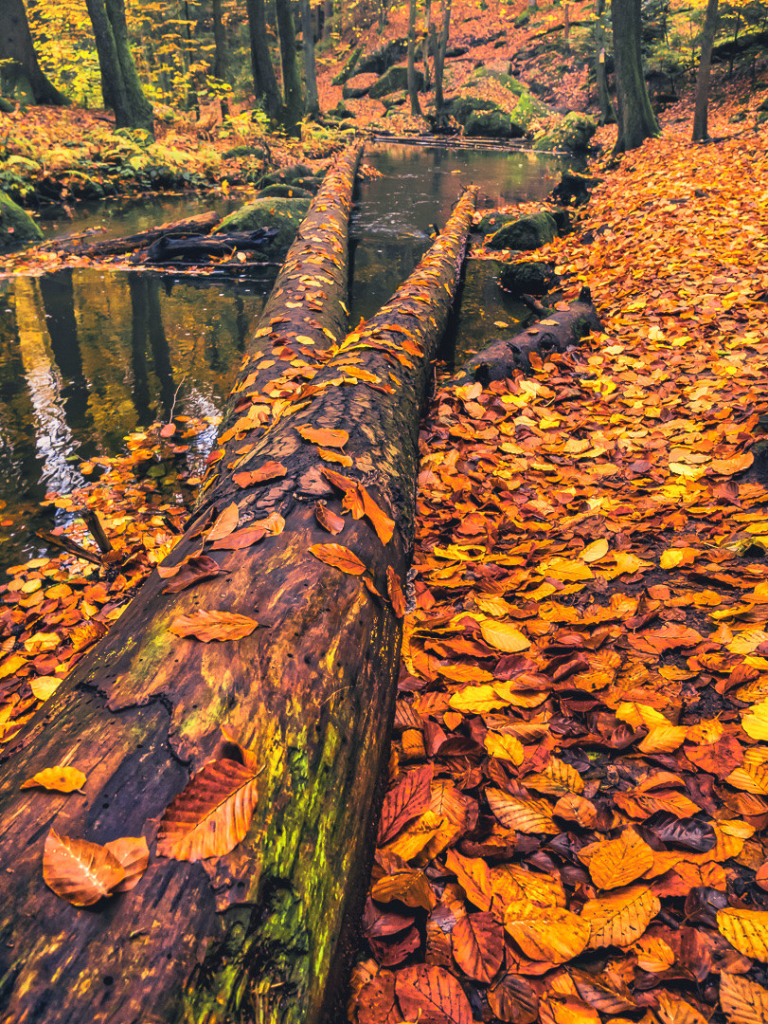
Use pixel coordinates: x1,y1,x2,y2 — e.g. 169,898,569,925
0,142,574,574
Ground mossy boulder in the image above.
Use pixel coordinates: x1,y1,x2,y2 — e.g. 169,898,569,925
533,111,597,152
499,260,555,295
0,98,14,113
0,190,42,248
469,67,528,97
342,73,377,98
465,109,525,138
256,183,313,199
369,65,424,99
213,196,311,260
3,155,41,176
487,211,558,251
259,163,322,193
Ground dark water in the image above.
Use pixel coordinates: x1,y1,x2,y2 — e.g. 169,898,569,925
0,143,572,572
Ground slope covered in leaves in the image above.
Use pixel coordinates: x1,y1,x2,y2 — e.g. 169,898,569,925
348,112,768,1021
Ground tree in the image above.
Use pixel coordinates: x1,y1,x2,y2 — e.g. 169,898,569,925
432,0,451,126
275,0,304,129
0,0,66,104
245,0,282,119
692,0,719,141
594,0,615,124
212,0,229,116
611,0,659,152
300,0,319,115
406,0,422,116
84,0,154,132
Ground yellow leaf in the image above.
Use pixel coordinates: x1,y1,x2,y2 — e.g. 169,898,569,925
637,723,689,753
728,630,768,655
581,886,660,947
21,766,86,793
480,619,530,652
504,902,590,963
726,748,768,795
486,787,559,834
718,907,768,961
29,675,62,701
484,732,524,765
449,684,511,714
742,701,768,741
581,538,609,562
524,757,584,796
656,991,708,1024
720,972,768,1024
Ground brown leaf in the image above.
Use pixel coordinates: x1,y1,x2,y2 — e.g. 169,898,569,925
315,500,345,535
104,836,150,892
387,567,406,618
395,963,473,1024
169,610,260,643
43,830,125,906
157,757,259,861
232,461,287,488
161,555,224,593
309,543,367,576
378,764,433,844
451,912,504,983
209,527,267,551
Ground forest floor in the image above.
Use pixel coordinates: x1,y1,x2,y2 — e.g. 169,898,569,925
3,8,768,1023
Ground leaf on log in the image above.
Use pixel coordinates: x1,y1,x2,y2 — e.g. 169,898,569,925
43,829,126,906
309,543,367,576
157,757,259,861
161,555,225,593
205,502,240,542
297,426,349,448
232,462,287,488
315,501,345,535
168,610,260,643
361,487,395,545
104,836,150,892
29,676,62,701
317,447,353,466
21,766,86,793
720,972,768,1024
395,963,473,1024
386,567,406,618
450,912,504,983
209,528,267,551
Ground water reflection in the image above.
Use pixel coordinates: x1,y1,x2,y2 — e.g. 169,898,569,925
0,271,268,570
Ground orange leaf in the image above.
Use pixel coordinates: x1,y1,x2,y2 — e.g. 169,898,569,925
169,610,260,642
43,829,125,906
233,462,287,488
386,567,406,618
309,543,367,576
157,757,259,861
297,426,349,448
315,500,345,535
317,447,353,467
21,766,86,793
209,528,267,551
395,963,473,1024
361,487,395,545
451,912,504,984
105,836,150,892
205,502,240,542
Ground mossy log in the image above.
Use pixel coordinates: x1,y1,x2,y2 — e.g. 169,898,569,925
454,286,602,384
0,147,476,1024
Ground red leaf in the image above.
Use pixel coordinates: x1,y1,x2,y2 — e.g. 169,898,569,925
395,964,473,1024
378,764,433,844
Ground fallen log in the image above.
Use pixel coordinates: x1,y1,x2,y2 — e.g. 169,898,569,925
39,210,221,258
138,226,279,265
453,285,602,384
0,151,476,1024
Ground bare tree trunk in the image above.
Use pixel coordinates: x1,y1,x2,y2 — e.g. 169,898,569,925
0,0,67,104
245,0,283,118
407,0,422,115
692,0,719,141
433,0,451,125
275,0,304,130
301,0,320,115
594,0,614,125
212,0,229,116
611,0,659,152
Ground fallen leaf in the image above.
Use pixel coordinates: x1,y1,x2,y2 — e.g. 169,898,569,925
43,830,125,906
169,610,260,642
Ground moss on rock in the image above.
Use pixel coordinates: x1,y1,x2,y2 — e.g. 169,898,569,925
533,111,597,152
0,190,42,248
487,211,558,251
369,65,424,99
213,196,311,261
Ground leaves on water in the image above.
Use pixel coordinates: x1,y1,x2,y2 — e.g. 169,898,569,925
157,756,259,861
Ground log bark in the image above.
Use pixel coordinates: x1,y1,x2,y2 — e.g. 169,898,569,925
40,211,221,258
0,135,476,1024
453,286,602,384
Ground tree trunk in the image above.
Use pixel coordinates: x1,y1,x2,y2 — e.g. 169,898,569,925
85,0,154,132
0,0,67,104
594,0,614,125
212,0,229,111
300,0,320,115
0,145,477,1024
611,0,658,153
322,0,333,40
245,0,283,119
433,0,451,125
275,0,304,131
406,0,422,116
692,0,719,141
421,0,432,89
453,287,602,384
41,211,221,258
